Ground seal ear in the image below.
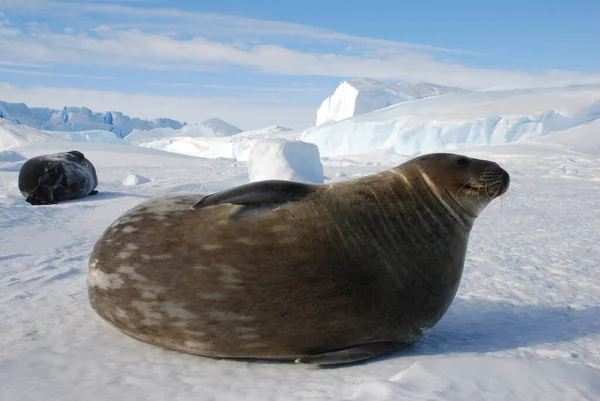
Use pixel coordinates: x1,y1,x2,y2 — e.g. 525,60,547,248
192,180,317,210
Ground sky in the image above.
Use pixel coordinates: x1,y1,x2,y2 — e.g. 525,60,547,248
0,0,599,130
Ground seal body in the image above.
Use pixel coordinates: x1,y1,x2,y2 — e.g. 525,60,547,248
88,153,510,365
18,150,98,205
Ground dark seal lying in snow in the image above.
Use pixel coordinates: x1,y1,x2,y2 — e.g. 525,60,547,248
87,153,510,366
18,150,99,205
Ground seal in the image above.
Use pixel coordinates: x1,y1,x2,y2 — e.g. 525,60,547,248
18,150,99,205
87,152,510,366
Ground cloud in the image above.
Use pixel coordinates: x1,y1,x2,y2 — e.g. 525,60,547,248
0,82,316,130
0,60,49,68
1,23,598,90
0,0,476,55
0,67,114,79
145,82,325,93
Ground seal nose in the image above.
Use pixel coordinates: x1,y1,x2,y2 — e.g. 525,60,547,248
502,169,510,187
494,168,510,197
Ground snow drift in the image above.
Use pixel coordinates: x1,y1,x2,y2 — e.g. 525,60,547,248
316,78,463,126
302,85,600,157
125,118,243,144
247,139,324,183
136,125,299,161
0,118,62,151
42,129,127,144
122,173,152,186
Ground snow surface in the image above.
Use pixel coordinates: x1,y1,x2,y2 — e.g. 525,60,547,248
304,84,600,157
1,107,600,400
247,139,324,183
316,78,463,126
0,101,185,138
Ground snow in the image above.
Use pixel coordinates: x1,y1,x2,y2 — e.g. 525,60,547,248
247,139,324,183
122,173,151,186
316,78,463,126
0,100,185,138
349,356,600,401
303,84,600,157
0,118,63,150
124,126,180,144
124,118,242,144
2,95,600,401
136,125,300,161
193,118,243,137
134,85,600,164
42,129,127,144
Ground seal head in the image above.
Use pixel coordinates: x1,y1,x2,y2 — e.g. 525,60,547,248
88,152,509,366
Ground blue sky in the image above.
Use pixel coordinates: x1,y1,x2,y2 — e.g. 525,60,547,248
0,0,598,130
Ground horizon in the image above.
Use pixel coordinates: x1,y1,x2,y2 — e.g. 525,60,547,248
1,0,598,131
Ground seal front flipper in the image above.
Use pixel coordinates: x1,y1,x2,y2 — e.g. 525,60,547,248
191,180,317,210
294,341,399,366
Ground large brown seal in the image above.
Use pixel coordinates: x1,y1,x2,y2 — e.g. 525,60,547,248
87,153,510,366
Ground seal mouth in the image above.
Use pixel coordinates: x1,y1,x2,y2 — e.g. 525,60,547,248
489,170,510,198
465,170,510,199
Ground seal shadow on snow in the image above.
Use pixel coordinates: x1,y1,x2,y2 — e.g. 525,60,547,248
297,299,600,369
57,191,152,204
394,299,600,359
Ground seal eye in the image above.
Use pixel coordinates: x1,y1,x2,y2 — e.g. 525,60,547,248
456,157,469,167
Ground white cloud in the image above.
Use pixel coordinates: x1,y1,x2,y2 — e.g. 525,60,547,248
1,24,598,90
0,82,316,130
0,67,114,79
0,0,476,55
145,82,325,93
0,60,49,67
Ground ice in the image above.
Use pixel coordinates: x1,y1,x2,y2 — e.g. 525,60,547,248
247,138,324,183
303,84,600,157
135,84,600,162
316,78,463,126
0,101,185,138
43,129,127,144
